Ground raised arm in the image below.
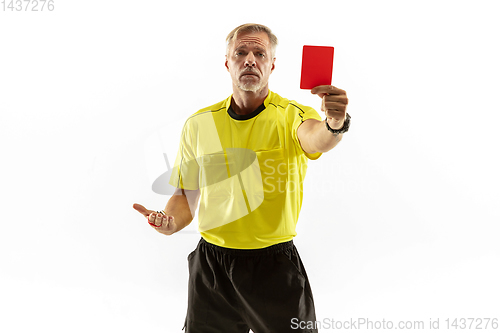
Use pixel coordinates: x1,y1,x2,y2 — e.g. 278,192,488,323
297,85,349,154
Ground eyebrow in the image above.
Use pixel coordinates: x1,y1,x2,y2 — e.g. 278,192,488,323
235,45,266,53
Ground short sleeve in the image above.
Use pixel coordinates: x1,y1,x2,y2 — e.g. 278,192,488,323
290,102,323,160
168,120,200,190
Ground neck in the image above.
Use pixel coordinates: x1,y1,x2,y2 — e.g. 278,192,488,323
231,85,269,115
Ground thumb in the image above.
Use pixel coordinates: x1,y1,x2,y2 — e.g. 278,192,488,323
311,86,328,98
133,203,152,218
311,91,328,98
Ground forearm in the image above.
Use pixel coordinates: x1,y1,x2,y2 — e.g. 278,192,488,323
308,119,343,153
163,191,198,233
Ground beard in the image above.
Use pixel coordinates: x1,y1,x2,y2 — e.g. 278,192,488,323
237,69,265,92
237,80,265,92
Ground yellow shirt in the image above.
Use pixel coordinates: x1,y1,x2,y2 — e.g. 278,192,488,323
169,90,323,249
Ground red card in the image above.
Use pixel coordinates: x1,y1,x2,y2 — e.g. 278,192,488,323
300,45,334,89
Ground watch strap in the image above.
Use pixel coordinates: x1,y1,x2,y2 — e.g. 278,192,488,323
325,113,351,134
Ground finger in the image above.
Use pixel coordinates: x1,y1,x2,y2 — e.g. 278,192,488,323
324,94,348,105
325,110,346,121
133,203,152,218
155,214,164,227
311,85,345,96
324,101,348,113
148,213,161,228
133,203,146,213
164,216,175,232
321,98,345,113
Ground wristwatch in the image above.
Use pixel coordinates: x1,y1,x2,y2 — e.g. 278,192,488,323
325,113,351,134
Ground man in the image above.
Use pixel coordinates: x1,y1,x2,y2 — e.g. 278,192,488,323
133,23,349,333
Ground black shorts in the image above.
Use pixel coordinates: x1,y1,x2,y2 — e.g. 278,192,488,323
182,237,318,333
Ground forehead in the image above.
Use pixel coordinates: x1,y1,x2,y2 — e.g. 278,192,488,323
232,31,270,50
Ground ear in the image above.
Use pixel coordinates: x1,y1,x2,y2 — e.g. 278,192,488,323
270,57,276,73
225,55,229,72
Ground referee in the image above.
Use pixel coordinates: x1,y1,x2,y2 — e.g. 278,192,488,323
134,23,350,333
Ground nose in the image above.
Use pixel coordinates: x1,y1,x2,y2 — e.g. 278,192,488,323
244,52,256,67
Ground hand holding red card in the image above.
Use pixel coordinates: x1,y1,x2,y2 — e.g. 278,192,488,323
300,45,349,130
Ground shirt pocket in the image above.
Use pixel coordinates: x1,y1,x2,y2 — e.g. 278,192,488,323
197,149,265,230
256,148,288,198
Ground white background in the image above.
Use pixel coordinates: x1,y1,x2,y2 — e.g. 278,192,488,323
1,0,499,332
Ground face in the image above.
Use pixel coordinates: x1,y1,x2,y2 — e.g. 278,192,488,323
225,31,276,93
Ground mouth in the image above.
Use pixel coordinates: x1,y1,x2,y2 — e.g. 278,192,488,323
240,71,259,78
241,73,259,79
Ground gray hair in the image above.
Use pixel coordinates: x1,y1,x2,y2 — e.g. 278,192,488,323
226,23,278,58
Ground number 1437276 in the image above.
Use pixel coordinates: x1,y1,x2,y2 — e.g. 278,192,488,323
1,0,55,11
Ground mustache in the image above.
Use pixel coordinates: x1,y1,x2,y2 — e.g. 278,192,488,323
240,69,260,76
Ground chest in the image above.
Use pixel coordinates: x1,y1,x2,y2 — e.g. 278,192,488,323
213,111,286,152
